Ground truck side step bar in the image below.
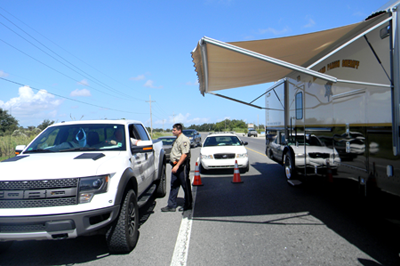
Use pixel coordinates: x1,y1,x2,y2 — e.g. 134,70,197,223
137,184,156,208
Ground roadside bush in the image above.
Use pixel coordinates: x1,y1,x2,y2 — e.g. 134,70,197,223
0,134,35,160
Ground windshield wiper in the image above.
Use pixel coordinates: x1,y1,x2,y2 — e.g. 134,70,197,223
59,147,97,152
24,149,54,153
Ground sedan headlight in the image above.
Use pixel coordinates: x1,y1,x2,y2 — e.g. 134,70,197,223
79,175,109,203
201,154,213,159
236,153,248,158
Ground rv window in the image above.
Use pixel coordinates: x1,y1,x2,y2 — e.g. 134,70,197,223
295,92,303,120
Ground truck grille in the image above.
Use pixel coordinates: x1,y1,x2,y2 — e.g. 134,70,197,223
0,224,46,233
0,178,78,208
214,153,235,159
308,153,330,159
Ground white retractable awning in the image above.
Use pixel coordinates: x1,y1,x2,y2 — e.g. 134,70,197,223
191,12,391,96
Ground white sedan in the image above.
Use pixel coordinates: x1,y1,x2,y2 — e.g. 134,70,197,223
199,133,249,173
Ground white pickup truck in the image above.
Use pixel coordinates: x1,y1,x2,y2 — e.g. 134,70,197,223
0,120,166,254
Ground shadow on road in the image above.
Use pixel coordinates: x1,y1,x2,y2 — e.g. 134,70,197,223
192,161,400,266
0,195,160,266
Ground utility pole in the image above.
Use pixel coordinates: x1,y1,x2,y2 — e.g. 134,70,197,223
146,95,155,137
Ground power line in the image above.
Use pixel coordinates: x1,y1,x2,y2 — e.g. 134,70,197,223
0,77,147,115
0,8,144,102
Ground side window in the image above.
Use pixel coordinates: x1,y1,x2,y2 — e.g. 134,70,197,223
295,92,303,120
129,124,140,139
134,124,150,141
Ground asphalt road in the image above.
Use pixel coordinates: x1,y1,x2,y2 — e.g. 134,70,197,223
1,133,400,265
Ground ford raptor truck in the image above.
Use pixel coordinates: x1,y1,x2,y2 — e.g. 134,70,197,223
0,120,167,254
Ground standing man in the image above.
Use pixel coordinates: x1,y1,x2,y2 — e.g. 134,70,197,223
161,123,193,212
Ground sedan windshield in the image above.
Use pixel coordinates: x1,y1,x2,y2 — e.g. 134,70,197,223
203,136,242,147
24,124,126,153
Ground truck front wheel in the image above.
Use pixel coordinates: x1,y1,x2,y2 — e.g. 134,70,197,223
106,189,139,254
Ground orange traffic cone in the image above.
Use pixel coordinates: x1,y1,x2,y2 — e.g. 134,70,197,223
232,160,243,184
192,162,203,186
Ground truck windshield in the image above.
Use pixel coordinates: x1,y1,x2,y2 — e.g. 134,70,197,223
24,124,126,153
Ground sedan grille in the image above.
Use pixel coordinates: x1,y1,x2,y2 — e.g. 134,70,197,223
308,153,330,159
214,153,235,159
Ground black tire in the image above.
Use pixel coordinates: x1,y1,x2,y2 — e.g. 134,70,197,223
284,151,296,180
155,163,167,198
199,163,208,174
268,148,273,160
0,241,13,253
106,189,139,254
240,163,249,173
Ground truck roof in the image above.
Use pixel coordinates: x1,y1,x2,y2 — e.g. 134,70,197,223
50,119,144,127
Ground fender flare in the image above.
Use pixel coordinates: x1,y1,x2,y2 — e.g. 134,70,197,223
115,168,138,205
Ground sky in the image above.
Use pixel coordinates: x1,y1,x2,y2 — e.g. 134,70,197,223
0,0,391,129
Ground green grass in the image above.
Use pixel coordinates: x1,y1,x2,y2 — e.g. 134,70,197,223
151,132,173,139
0,135,34,159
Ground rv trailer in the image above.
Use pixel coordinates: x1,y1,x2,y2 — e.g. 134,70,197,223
191,1,400,197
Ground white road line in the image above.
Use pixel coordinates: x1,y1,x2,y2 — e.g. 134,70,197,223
170,173,198,266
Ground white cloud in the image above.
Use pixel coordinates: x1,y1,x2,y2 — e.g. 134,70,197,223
0,70,9,78
185,81,199,86
303,17,315,28
70,88,91,97
77,79,89,86
258,26,289,36
144,80,163,89
0,86,63,126
154,113,209,126
130,74,145,81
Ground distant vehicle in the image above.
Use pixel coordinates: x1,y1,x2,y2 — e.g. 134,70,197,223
200,133,249,173
247,129,258,137
182,129,201,147
157,136,176,161
267,133,340,178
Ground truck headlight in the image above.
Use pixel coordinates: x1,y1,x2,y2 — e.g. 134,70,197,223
79,175,109,203
236,153,248,158
201,154,213,159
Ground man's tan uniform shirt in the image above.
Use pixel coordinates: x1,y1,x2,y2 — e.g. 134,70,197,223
170,133,190,162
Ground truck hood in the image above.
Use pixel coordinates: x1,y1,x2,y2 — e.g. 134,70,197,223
0,152,125,181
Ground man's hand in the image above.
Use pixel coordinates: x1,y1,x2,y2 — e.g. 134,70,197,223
172,165,179,174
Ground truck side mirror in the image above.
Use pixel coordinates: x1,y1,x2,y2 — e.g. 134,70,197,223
15,145,26,155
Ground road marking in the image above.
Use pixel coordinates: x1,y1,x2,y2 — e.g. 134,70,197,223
246,147,267,157
170,181,197,266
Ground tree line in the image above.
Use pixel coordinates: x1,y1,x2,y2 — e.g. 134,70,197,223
148,119,265,133
1,108,264,136
0,108,54,137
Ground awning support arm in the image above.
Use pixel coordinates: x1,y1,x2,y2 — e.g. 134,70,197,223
307,16,392,69
364,35,392,82
208,92,284,111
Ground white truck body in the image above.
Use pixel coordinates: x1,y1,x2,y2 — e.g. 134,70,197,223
0,120,166,253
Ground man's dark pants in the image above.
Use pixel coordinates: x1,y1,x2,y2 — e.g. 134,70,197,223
167,164,192,209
